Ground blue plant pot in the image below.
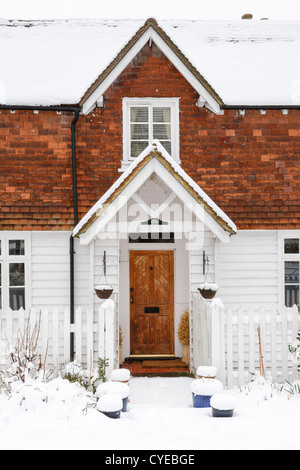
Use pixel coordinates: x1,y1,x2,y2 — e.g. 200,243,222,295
192,393,212,408
122,397,128,413
212,408,234,418
101,410,121,419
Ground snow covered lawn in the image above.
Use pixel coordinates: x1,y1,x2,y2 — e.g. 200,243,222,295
0,376,299,450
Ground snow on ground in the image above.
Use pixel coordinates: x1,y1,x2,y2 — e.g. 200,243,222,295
0,376,299,450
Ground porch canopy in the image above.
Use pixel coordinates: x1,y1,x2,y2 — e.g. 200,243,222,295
72,140,237,244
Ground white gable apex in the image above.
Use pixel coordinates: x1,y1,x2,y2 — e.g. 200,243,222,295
73,141,237,245
81,26,222,115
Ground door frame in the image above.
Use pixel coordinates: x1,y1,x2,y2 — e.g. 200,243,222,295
129,250,175,357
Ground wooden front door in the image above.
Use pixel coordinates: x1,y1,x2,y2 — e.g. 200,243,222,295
130,251,174,356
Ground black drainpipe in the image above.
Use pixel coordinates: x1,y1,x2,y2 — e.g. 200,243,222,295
70,109,80,361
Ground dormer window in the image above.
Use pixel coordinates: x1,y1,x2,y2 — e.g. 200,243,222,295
121,98,180,171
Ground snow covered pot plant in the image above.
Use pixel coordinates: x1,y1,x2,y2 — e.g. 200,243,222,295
210,393,236,418
196,366,217,379
111,368,131,384
95,381,130,412
177,309,190,364
198,283,219,300
96,394,123,419
190,378,223,408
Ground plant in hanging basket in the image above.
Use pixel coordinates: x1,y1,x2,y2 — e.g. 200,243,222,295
198,283,218,299
95,285,114,299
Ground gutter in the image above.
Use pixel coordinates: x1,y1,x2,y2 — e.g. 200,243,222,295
0,104,80,112
221,105,300,110
70,109,80,361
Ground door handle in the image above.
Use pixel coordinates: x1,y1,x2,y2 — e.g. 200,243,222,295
131,294,134,304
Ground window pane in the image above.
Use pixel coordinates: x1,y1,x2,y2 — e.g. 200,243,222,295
285,261,299,284
131,141,149,158
160,141,172,155
153,107,171,123
284,239,299,254
153,123,171,140
9,288,25,311
131,124,149,140
285,285,299,308
9,263,25,286
9,240,25,256
130,107,148,123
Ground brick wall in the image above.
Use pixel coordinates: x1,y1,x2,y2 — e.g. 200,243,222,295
1,43,300,230
0,110,74,230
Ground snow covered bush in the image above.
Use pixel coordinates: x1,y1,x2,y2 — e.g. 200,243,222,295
0,312,54,389
60,360,97,393
288,330,300,372
60,357,110,394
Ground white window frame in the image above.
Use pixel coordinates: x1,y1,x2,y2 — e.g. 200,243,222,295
121,97,180,171
0,232,31,312
278,231,300,309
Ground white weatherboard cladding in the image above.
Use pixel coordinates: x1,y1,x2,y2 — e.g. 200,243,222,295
217,230,279,309
31,232,91,311
31,232,70,308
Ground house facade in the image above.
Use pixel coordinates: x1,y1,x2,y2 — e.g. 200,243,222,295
0,18,300,370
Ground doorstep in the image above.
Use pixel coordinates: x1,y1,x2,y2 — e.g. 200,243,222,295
120,357,193,377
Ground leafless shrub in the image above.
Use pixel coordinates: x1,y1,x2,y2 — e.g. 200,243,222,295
0,310,54,388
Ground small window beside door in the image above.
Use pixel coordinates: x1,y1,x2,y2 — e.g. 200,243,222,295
0,237,27,311
284,238,300,308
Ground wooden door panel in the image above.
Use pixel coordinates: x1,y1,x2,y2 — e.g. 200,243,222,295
153,254,171,305
133,315,150,349
133,254,151,305
130,251,174,356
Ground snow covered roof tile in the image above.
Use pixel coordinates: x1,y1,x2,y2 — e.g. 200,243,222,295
0,18,299,107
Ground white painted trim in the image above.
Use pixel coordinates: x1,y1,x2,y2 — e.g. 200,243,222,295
81,26,221,116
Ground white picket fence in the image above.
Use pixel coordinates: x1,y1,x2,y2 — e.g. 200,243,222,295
0,299,117,380
192,294,300,388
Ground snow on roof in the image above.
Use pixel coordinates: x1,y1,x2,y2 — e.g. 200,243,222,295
72,140,237,238
0,18,299,107
161,19,300,106
0,19,144,106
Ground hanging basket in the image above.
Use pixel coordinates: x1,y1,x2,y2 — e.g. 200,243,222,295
198,283,218,300
95,285,114,299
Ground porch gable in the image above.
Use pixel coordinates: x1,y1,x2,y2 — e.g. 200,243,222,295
73,140,237,245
